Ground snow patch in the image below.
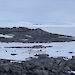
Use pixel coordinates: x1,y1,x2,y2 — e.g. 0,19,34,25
0,34,14,38
68,71,75,74
25,35,32,38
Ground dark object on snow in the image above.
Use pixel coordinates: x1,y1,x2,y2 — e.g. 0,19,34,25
11,54,17,56
69,52,73,54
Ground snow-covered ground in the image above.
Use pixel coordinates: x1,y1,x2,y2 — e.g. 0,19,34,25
0,0,75,61
0,24,75,61
0,34,14,38
68,71,75,74
0,42,75,61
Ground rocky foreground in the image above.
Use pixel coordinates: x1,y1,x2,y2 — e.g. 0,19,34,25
0,54,75,75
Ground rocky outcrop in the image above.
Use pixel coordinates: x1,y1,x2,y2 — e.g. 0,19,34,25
0,54,75,75
5,45,52,48
0,27,74,43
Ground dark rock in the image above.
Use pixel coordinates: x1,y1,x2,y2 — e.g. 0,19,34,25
0,54,75,75
69,52,73,54
34,54,39,56
11,54,17,56
0,27,74,43
33,70,49,75
38,54,49,59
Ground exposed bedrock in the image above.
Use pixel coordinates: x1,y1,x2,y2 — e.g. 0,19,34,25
0,27,74,43
0,54,75,75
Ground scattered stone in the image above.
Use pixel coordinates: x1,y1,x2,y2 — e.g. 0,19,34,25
5,50,7,52
11,54,17,56
56,51,59,52
69,52,73,54
34,54,39,56
5,45,52,49
72,56,75,59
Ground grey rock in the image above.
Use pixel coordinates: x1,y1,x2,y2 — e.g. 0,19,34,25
0,54,75,75
0,27,74,43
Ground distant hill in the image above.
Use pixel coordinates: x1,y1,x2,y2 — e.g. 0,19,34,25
0,27,75,43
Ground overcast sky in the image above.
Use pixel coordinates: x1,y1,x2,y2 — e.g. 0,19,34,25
0,0,75,25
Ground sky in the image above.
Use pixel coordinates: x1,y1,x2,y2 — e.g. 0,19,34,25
0,0,75,25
